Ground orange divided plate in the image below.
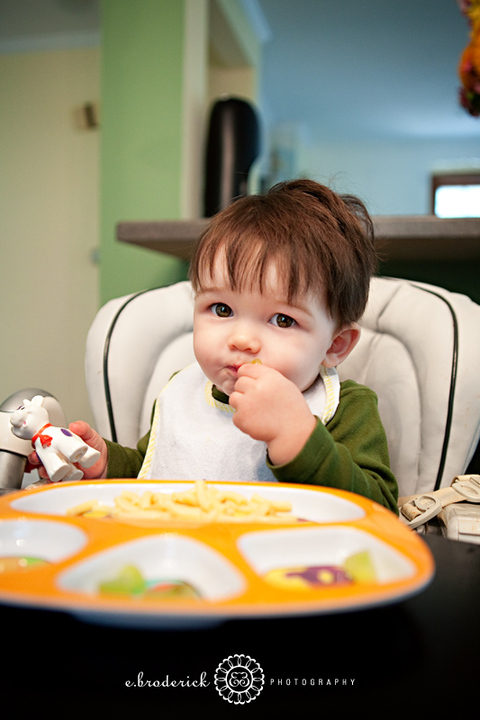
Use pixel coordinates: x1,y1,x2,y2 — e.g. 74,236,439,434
0,480,434,628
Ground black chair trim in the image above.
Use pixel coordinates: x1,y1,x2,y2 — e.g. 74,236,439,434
102,288,161,443
411,284,459,490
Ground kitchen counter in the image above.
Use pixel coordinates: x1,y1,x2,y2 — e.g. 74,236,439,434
116,216,480,261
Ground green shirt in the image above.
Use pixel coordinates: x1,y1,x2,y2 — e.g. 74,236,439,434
106,378,398,514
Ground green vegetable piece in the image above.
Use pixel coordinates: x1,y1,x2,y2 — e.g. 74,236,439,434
99,564,146,596
344,551,376,584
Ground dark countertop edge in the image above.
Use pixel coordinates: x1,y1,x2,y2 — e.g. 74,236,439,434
117,216,480,261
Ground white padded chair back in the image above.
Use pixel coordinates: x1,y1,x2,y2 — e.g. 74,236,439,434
85,281,195,447
339,278,480,496
85,278,480,497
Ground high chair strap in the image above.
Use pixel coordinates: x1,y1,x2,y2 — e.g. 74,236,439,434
399,475,480,529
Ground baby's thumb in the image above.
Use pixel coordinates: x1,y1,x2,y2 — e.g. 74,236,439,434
69,421,102,451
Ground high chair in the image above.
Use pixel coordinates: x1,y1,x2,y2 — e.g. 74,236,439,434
85,278,480,500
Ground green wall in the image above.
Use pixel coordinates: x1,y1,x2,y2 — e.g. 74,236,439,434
100,0,189,305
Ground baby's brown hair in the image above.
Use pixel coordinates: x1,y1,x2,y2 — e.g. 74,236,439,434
189,179,377,327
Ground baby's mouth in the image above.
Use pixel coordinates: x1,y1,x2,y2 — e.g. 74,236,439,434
226,359,261,375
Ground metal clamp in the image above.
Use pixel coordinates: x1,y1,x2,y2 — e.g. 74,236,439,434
400,494,443,529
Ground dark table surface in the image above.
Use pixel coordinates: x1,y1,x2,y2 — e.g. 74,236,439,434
3,533,479,719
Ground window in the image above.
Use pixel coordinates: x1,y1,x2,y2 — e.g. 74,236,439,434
431,173,480,218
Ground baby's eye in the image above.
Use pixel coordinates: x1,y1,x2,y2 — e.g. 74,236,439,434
210,303,233,318
270,313,296,328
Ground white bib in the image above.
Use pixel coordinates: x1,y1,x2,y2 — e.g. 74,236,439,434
138,362,340,482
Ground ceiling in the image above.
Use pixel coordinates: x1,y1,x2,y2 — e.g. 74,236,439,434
1,0,478,145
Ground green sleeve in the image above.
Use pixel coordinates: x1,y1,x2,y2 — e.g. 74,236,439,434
105,430,150,479
268,380,399,514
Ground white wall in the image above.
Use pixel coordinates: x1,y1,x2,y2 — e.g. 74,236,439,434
0,47,100,425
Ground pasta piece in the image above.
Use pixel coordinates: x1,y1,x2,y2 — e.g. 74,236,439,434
66,480,300,524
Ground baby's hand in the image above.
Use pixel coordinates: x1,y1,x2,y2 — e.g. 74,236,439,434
229,363,316,466
26,421,108,481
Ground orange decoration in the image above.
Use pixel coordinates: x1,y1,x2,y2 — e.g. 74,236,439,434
458,0,480,116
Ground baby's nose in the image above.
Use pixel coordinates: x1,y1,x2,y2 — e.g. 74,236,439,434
228,325,261,354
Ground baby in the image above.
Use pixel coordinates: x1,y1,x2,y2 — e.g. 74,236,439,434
28,179,398,512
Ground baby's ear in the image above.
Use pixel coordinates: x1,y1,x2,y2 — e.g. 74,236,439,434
322,324,361,368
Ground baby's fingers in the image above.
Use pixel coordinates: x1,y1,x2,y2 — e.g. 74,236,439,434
25,450,49,478
238,360,261,373
232,374,255,396
26,449,41,469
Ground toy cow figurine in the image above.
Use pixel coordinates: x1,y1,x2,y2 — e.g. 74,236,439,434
10,395,100,483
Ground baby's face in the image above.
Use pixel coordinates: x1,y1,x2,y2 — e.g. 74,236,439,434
193,259,340,396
